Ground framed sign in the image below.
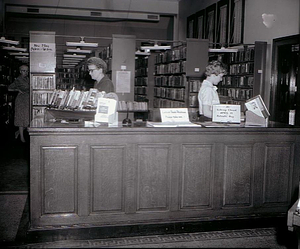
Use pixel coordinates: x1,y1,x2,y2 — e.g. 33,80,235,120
212,104,241,123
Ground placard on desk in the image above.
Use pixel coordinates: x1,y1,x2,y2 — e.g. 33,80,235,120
212,104,241,123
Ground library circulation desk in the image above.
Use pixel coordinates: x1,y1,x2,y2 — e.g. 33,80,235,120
28,119,300,234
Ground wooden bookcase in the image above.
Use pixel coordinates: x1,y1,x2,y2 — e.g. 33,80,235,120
29,31,56,120
135,55,149,102
56,68,80,90
153,39,208,117
217,41,267,112
31,73,56,119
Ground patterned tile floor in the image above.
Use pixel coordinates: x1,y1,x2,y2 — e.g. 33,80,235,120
19,227,294,248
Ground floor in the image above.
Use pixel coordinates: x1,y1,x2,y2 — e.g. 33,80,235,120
0,126,298,248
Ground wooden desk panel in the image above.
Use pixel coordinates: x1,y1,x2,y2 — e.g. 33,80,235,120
29,124,300,228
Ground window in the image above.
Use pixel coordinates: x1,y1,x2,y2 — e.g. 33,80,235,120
216,0,229,47
230,0,245,45
205,4,216,47
195,10,205,39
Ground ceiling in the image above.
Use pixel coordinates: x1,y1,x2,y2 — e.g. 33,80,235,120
1,0,180,68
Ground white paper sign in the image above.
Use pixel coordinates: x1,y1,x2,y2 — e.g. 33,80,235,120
212,104,241,123
30,43,55,52
160,108,190,123
95,97,117,123
116,70,131,93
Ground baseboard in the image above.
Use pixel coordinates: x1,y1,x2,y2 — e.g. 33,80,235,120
25,215,287,244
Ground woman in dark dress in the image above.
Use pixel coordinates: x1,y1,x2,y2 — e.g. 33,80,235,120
8,65,30,143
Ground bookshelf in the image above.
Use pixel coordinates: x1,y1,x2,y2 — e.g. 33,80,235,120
153,39,208,117
56,68,80,90
217,41,267,112
98,44,112,79
135,55,149,102
29,31,56,120
31,73,56,119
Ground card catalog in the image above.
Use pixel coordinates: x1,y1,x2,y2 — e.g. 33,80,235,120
160,108,190,123
212,104,241,123
95,97,117,123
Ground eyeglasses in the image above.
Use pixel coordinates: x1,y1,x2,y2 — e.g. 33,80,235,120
88,68,98,73
21,70,28,72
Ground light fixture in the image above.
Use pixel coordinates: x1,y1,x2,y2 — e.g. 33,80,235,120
63,54,86,58
62,65,76,68
66,37,98,47
63,61,78,65
2,46,27,52
209,47,238,53
63,58,83,62
15,56,29,62
9,52,29,56
135,50,150,56
140,44,171,51
67,48,92,54
0,36,19,45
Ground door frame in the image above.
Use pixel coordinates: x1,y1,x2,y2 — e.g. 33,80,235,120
270,34,300,125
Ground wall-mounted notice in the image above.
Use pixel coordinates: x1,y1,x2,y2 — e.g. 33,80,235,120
212,104,241,123
116,70,131,93
30,43,55,53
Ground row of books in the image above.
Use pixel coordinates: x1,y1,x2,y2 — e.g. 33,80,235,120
32,106,46,119
153,98,186,108
135,76,148,86
189,94,199,107
219,88,253,100
135,67,148,77
189,79,202,93
154,75,187,87
32,75,55,89
32,91,54,105
56,68,80,73
57,72,80,79
99,45,112,60
229,62,254,75
155,61,186,75
48,88,104,110
229,47,255,63
221,76,254,87
135,57,148,69
134,86,147,95
155,45,187,64
134,95,148,102
154,87,185,101
118,101,148,111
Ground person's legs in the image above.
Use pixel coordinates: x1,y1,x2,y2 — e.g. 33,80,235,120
19,126,25,143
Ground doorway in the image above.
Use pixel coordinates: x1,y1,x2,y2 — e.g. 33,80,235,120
270,34,300,125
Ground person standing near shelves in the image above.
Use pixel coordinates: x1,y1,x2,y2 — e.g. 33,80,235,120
198,60,227,119
87,57,114,93
8,65,30,143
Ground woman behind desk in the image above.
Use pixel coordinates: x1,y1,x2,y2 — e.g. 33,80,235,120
87,57,114,93
8,65,30,143
198,60,227,119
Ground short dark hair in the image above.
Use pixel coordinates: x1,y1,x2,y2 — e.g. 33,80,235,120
19,65,28,71
205,60,227,77
87,57,107,73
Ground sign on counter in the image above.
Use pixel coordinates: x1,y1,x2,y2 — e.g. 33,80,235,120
212,104,241,123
